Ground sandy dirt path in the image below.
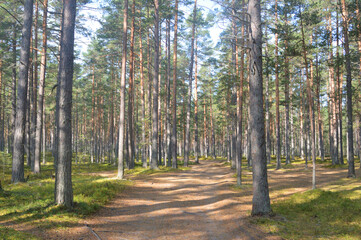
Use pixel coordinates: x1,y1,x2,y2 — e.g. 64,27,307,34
39,160,358,240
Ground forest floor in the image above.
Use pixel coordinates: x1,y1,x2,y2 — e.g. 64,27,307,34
22,158,360,240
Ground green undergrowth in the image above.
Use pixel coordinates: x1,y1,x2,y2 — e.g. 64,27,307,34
0,152,194,239
125,164,190,175
0,226,38,240
0,175,131,233
252,178,361,239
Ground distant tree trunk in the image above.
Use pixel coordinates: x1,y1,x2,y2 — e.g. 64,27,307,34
127,0,136,169
236,3,245,186
328,12,338,165
315,51,324,161
184,0,197,167
150,0,159,170
12,0,33,183
284,13,290,165
55,0,76,208
139,18,147,168
117,0,128,179
341,0,355,177
171,0,178,169
165,16,171,167
275,0,281,170
34,0,48,174
147,5,152,163
210,88,215,159
336,8,344,165
11,26,17,155
265,29,271,164
30,0,39,172
194,37,199,164
248,0,271,216
356,0,361,165
300,6,316,188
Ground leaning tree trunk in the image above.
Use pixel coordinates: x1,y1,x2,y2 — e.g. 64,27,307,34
12,0,33,183
248,0,271,216
55,0,76,208
34,0,48,174
341,0,355,177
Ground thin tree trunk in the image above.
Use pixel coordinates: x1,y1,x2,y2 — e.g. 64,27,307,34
300,6,316,188
284,12,290,165
117,0,128,179
34,0,48,173
30,0,39,172
171,0,179,168
12,0,33,183
150,0,160,170
275,0,281,170
194,36,199,164
184,0,197,167
341,0,355,177
139,18,147,168
127,0,136,169
11,26,17,155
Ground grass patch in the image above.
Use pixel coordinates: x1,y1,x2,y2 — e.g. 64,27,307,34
252,178,361,239
0,226,39,240
0,151,193,239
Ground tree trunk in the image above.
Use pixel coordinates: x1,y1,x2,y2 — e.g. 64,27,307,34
150,0,159,170
184,0,197,167
34,0,48,174
127,0,136,169
55,0,76,208
12,0,33,183
171,0,178,169
300,6,316,189
341,0,355,177
11,26,17,155
194,36,199,164
275,0,281,170
284,13,290,165
139,18,147,168
248,0,271,216
117,0,128,179
30,0,39,172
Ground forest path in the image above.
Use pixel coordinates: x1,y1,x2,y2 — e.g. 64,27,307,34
45,159,354,240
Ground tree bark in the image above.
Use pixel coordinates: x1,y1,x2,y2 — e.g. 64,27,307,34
55,0,76,208
171,0,179,169
34,0,48,174
117,0,128,179
248,0,271,216
340,0,355,177
127,0,136,169
275,0,281,170
150,0,159,170
184,0,197,167
12,0,33,183
300,6,316,189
